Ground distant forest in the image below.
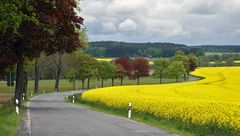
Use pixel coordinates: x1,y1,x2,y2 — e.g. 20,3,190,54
196,45,240,53
84,41,240,58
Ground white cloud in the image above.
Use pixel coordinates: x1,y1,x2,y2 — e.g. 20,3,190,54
141,18,190,38
102,22,117,34
79,0,240,45
107,0,147,14
233,29,240,35
118,19,137,32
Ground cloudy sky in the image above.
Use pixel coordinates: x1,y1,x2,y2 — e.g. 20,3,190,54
79,0,240,45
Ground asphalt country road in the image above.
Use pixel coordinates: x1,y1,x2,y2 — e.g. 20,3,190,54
26,91,177,136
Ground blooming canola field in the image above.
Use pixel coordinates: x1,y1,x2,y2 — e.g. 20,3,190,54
81,67,240,133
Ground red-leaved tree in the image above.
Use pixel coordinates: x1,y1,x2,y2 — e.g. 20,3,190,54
115,56,133,84
132,57,150,85
113,63,125,85
0,0,84,106
188,58,197,71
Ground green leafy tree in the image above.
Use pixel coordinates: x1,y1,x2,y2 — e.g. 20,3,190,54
65,51,98,89
84,46,106,57
153,59,170,84
64,52,79,90
172,51,191,80
86,58,98,89
44,53,65,92
97,61,117,87
76,54,98,89
23,58,34,99
225,57,235,66
79,27,89,48
0,0,37,33
33,54,45,94
167,61,186,82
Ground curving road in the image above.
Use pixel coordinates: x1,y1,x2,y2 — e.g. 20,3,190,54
24,91,177,136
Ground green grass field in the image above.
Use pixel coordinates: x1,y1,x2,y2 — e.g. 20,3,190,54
205,52,240,56
0,77,184,94
0,101,23,136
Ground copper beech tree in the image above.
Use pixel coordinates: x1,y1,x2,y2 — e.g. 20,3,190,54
0,0,83,106
115,56,133,84
132,57,150,85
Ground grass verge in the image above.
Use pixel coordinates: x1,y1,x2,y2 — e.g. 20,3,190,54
0,100,23,136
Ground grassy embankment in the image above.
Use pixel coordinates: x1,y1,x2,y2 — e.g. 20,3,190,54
0,100,23,136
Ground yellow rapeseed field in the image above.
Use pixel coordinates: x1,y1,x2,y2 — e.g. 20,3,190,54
209,60,240,64
81,67,240,133
96,57,154,65
96,58,113,62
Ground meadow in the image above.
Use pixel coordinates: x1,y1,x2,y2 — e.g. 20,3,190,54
0,77,184,94
81,67,240,135
204,52,240,56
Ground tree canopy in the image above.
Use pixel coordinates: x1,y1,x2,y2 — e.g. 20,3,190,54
85,41,204,58
132,57,150,85
153,59,169,83
167,61,186,82
97,61,117,87
0,0,84,105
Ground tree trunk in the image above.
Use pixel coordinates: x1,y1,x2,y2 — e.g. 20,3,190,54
55,74,60,92
160,74,162,84
34,59,40,94
176,76,178,82
81,79,85,89
112,78,114,86
87,77,90,89
15,55,24,106
137,77,140,85
54,64,61,92
72,75,76,90
184,74,186,81
54,55,62,92
23,71,28,100
101,78,104,87
120,77,123,86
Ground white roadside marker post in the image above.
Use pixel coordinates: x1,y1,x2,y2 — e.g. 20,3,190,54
23,93,25,100
128,102,132,119
16,99,19,115
72,95,75,103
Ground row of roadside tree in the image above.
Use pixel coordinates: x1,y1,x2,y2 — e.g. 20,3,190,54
63,50,198,90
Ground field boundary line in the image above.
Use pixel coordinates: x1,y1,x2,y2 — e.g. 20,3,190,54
26,102,31,136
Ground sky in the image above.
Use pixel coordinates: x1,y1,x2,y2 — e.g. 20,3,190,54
79,0,240,45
